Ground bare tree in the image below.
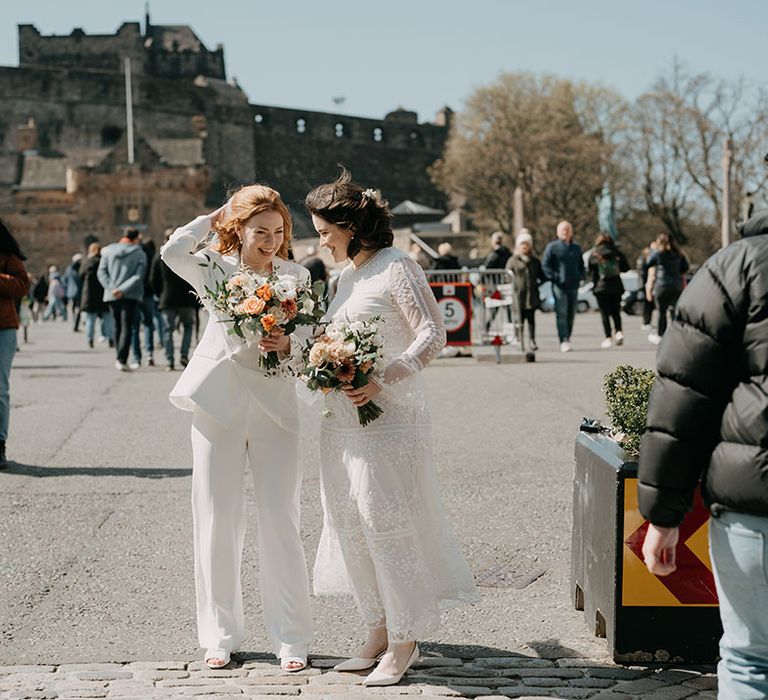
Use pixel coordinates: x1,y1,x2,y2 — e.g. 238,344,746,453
430,73,621,245
627,88,696,243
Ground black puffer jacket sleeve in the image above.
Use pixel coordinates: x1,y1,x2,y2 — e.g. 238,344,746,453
638,244,750,527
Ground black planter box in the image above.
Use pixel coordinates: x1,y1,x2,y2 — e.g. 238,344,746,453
571,431,722,663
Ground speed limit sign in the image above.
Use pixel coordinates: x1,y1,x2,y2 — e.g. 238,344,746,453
430,282,472,345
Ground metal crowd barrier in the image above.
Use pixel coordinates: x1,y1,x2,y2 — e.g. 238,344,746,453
426,268,520,347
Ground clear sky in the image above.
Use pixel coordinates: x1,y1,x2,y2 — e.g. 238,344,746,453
2,0,766,123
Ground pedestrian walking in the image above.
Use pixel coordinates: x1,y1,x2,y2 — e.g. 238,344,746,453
161,186,313,671
306,170,478,687
506,229,544,351
298,245,328,284
150,229,196,371
79,243,113,348
30,273,47,322
639,209,768,699
42,266,67,321
636,245,655,330
97,228,146,371
483,231,512,269
542,220,584,352
0,219,31,468
62,253,83,332
484,232,513,331
131,238,164,367
645,233,688,345
432,242,460,270
588,233,629,348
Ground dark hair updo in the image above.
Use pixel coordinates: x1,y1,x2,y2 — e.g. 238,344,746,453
305,167,394,258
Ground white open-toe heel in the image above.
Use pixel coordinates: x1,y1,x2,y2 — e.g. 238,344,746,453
363,644,419,687
280,656,307,672
204,649,231,669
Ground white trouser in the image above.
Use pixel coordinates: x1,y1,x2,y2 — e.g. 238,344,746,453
190,400,313,658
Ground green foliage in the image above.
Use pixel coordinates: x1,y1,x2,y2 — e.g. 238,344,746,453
602,364,656,457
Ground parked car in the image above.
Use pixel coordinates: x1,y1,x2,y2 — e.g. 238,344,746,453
539,281,599,313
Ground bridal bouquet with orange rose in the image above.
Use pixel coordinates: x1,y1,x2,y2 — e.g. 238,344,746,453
301,318,384,426
201,258,326,372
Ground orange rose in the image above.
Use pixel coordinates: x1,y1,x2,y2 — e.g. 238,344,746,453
256,283,273,301
281,298,298,319
360,360,373,373
261,314,277,333
240,296,266,316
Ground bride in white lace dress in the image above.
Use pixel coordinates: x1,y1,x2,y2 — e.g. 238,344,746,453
305,171,478,687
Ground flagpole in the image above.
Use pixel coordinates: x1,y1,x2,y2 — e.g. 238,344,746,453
124,57,135,165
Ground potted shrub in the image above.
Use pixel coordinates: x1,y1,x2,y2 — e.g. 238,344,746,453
571,364,720,664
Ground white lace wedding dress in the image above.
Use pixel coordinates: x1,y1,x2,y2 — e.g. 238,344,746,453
313,246,479,642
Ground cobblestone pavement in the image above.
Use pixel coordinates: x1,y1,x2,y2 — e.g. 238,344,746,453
0,654,718,699
3,316,720,698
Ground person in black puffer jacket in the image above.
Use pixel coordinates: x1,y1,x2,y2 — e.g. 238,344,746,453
638,209,768,698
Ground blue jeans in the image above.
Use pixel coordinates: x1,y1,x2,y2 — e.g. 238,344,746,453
43,297,67,321
131,296,165,361
552,286,578,342
85,311,114,343
710,510,768,698
162,307,195,364
0,329,18,441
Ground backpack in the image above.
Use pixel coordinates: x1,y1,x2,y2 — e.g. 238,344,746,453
596,253,620,281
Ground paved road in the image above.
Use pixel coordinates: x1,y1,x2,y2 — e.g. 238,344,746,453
0,311,718,698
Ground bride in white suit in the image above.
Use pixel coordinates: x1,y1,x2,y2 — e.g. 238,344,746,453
161,185,313,671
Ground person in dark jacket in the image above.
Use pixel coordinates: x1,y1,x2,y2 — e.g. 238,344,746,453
0,219,30,468
298,245,328,284
645,233,688,344
588,233,629,348
483,232,512,269
636,245,655,329
79,243,113,348
542,220,585,352
131,238,165,367
638,209,768,698
151,230,197,371
62,253,83,332
31,273,48,322
506,229,545,350
432,242,460,270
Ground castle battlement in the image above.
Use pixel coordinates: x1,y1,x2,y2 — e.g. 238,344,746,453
18,15,225,80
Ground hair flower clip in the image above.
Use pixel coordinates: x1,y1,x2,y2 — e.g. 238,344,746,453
361,188,376,200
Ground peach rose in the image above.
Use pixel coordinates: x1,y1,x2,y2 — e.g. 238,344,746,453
309,341,331,367
256,283,273,301
240,296,266,316
261,314,277,333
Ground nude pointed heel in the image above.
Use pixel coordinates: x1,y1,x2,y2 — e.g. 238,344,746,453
362,644,419,687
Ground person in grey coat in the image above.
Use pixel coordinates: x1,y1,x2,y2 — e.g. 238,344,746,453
97,228,146,371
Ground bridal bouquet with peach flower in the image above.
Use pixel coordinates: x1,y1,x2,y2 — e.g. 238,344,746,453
301,318,384,426
201,258,325,372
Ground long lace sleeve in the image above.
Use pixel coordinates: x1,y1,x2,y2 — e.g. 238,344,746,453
382,257,446,384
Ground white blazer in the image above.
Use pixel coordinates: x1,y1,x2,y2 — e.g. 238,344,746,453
160,215,311,432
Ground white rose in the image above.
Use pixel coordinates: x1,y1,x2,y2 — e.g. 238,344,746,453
272,275,298,301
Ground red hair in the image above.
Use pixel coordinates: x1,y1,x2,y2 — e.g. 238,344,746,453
213,184,292,258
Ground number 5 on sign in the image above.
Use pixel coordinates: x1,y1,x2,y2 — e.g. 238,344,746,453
430,282,472,346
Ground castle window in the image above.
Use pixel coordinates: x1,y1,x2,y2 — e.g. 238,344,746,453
409,131,419,142
254,114,264,124
296,118,306,134
335,123,344,138
101,126,123,147
373,127,383,143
